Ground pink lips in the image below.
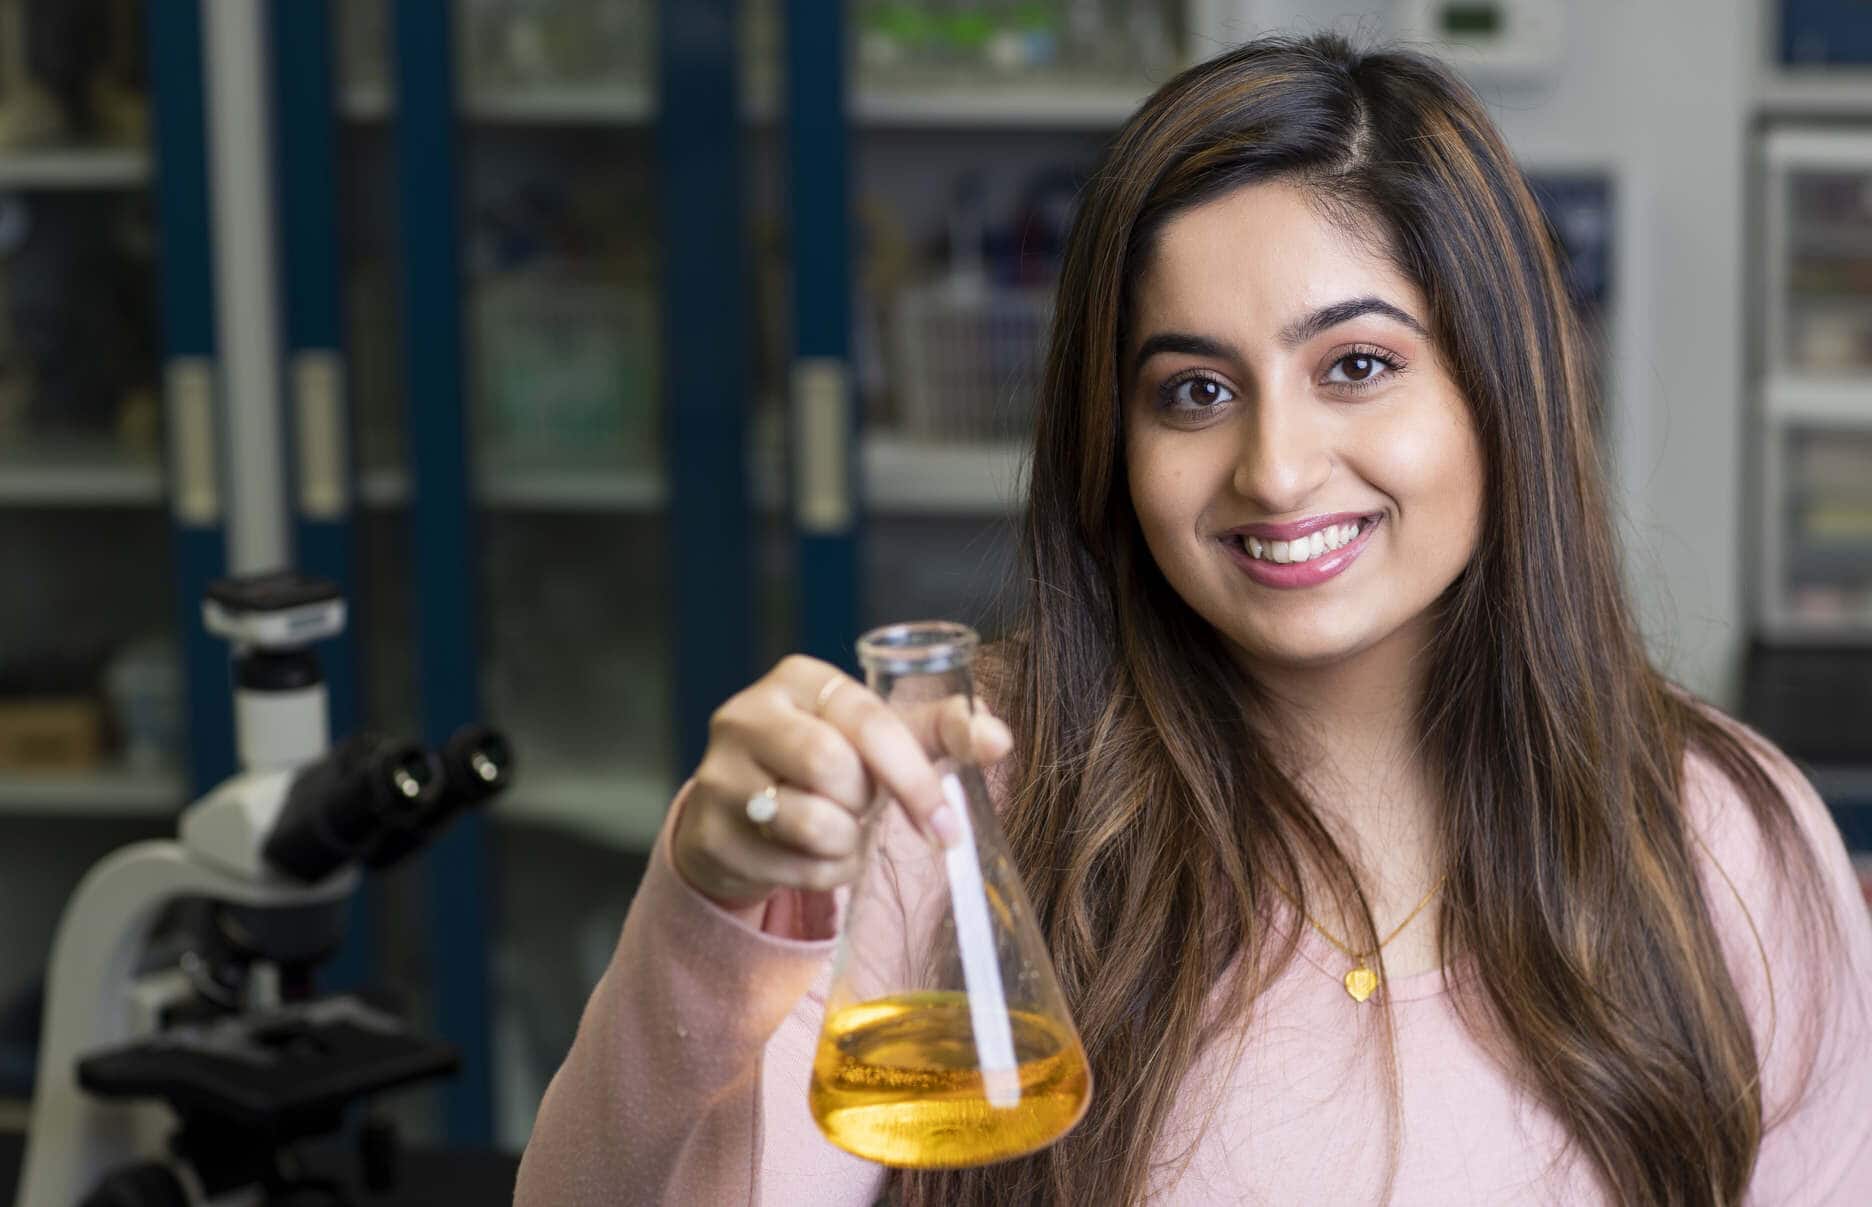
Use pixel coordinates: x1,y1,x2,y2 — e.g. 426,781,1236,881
1223,511,1379,542
1220,514,1381,590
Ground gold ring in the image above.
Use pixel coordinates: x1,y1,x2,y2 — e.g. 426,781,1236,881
812,675,847,717
745,783,779,826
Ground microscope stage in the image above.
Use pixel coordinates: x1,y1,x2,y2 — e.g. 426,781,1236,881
75,995,457,1135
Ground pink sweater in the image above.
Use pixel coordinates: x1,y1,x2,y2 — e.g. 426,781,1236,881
516,730,1872,1205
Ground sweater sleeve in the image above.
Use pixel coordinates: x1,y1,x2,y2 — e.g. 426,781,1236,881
1682,724,1872,1205
513,779,889,1207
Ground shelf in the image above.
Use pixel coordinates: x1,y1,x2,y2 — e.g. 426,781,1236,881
0,765,184,816
494,765,673,851
1793,224,1872,257
863,435,1027,513
343,79,654,124
853,82,1153,128
358,437,1027,514
1785,291,1872,310
1788,542,1872,578
1763,377,1872,427
1759,608,1872,644
0,447,164,506
469,83,654,124
0,146,149,189
341,79,1148,129
1758,71,1872,122
479,463,663,509
358,463,666,511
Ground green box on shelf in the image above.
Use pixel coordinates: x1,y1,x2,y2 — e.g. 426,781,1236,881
472,272,659,468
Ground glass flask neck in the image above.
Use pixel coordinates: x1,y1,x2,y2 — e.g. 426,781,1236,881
857,621,978,703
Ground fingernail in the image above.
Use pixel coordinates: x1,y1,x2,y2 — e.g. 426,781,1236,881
930,805,963,848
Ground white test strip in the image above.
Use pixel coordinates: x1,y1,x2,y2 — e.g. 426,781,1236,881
940,771,1021,1108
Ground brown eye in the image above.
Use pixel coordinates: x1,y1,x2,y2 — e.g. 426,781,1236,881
1323,348,1403,392
1161,374,1234,411
1187,379,1226,406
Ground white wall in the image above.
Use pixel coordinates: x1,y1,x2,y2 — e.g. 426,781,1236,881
1196,0,1759,706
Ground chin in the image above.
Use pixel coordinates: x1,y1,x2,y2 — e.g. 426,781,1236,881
1240,637,1369,671
1223,614,1386,670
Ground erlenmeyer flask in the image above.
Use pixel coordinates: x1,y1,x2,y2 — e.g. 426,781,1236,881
808,621,1092,1169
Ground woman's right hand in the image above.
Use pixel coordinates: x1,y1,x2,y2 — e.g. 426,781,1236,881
669,654,1014,914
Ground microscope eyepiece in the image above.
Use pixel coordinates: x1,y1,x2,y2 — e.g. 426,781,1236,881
443,724,512,801
385,747,437,805
264,735,444,883
361,723,514,869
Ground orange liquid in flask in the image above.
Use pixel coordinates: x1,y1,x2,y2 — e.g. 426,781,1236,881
808,990,1092,1168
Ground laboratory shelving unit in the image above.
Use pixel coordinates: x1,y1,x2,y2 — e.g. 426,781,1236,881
1755,127,1872,645
1742,1,1872,839
0,0,239,1145
0,4,216,824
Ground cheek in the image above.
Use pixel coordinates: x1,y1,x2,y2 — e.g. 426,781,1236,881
1126,431,1206,551
1124,427,1166,529
1369,405,1485,533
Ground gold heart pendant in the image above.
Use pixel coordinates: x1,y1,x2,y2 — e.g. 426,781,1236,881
1343,967,1379,1002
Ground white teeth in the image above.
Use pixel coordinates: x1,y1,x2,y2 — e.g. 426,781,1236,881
1236,518,1370,564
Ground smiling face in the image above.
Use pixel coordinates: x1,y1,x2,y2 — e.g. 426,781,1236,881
1123,181,1486,679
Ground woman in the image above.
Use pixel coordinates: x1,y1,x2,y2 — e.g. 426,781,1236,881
517,34,1872,1205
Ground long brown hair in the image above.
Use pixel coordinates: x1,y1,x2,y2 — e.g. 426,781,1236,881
894,34,1836,1207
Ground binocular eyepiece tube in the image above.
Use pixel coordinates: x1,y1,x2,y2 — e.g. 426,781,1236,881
262,723,512,883
361,724,514,869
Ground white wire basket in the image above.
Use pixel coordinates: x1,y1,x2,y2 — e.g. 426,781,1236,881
892,280,1053,443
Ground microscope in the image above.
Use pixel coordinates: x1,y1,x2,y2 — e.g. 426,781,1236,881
16,572,512,1207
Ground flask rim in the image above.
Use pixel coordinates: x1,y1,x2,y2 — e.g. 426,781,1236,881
856,621,979,676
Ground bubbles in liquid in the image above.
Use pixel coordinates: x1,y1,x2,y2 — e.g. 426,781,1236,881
809,990,1092,1169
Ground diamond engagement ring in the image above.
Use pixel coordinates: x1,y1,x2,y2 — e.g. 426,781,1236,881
746,783,780,826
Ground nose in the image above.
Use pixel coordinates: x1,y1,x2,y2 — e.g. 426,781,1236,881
1231,392,1333,516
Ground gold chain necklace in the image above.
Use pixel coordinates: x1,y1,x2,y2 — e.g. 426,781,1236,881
1269,874,1448,1002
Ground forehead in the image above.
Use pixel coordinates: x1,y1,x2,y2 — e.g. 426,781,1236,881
1135,182,1421,332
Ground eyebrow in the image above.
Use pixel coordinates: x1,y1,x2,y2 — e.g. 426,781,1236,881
1128,295,1430,387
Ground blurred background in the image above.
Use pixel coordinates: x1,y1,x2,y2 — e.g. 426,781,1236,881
0,0,1866,1176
